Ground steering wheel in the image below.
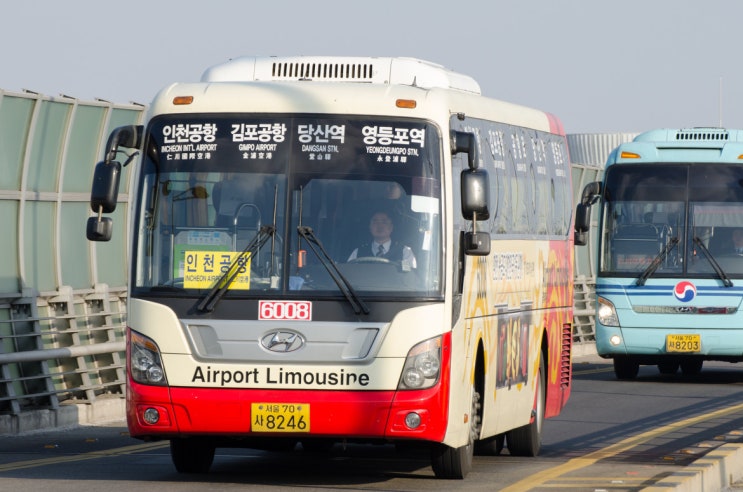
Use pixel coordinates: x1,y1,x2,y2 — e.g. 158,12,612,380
348,256,394,265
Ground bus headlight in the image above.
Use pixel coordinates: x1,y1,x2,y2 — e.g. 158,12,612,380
597,297,619,327
129,330,168,386
398,336,441,390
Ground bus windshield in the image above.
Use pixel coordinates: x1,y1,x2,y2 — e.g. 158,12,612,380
132,115,443,299
600,163,743,277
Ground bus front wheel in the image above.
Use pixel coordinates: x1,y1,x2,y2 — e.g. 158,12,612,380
657,361,679,375
681,359,703,375
430,384,481,479
170,438,215,474
613,356,639,380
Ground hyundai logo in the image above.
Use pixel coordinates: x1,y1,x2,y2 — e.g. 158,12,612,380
260,330,305,353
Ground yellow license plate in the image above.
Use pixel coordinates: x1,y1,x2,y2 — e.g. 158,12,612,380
666,334,701,353
251,403,310,433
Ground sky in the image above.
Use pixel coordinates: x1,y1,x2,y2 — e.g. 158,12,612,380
3,0,742,134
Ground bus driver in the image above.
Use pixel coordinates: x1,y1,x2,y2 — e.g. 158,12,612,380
348,211,417,270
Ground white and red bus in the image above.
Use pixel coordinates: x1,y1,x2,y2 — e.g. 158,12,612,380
87,56,574,478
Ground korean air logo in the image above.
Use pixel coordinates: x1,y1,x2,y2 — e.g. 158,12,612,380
673,281,696,302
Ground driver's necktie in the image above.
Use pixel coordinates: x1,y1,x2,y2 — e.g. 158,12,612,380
376,244,385,257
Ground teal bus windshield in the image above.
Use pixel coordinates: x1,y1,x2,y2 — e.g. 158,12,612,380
600,163,743,279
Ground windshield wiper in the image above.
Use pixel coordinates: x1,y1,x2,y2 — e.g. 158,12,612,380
693,236,734,287
297,225,370,315
636,237,679,286
197,225,276,312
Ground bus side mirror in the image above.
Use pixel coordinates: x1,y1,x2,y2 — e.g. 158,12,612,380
574,181,601,246
574,204,589,246
86,124,143,242
465,231,490,256
461,168,491,256
86,161,121,242
86,216,113,241
461,168,490,220
90,160,122,214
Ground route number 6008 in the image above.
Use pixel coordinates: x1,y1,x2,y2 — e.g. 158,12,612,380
259,300,312,321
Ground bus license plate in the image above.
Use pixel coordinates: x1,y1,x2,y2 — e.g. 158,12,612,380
666,334,701,353
251,403,310,433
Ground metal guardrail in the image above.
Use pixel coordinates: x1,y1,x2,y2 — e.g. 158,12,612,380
0,285,126,415
573,276,597,343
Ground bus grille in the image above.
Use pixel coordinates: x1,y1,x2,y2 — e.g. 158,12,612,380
560,323,572,388
675,129,729,141
271,61,376,81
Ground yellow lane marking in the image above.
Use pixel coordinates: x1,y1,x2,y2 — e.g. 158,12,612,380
0,441,169,472
572,366,613,376
502,401,743,491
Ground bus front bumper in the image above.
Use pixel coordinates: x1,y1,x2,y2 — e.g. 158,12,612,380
126,380,448,443
596,322,743,360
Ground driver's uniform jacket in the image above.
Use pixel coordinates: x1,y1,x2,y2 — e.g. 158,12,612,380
355,241,405,262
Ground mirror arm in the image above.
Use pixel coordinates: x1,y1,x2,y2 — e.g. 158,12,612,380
451,130,478,169
105,125,143,163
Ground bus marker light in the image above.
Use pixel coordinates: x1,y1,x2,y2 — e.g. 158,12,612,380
620,151,641,159
173,96,194,105
396,99,416,109
610,335,622,346
143,407,160,424
405,412,421,429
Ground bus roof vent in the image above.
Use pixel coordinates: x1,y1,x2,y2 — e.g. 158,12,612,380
201,56,481,94
674,128,730,141
271,60,376,81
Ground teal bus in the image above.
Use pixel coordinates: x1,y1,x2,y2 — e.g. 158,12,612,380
575,128,743,379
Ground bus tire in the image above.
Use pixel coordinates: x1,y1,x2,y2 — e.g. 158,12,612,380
657,361,679,375
506,351,545,457
430,384,480,479
170,438,215,474
613,356,639,380
475,433,505,456
680,359,703,375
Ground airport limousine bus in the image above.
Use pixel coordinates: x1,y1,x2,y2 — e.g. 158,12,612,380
86,56,574,478
575,128,743,380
